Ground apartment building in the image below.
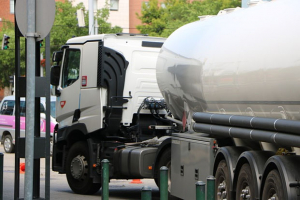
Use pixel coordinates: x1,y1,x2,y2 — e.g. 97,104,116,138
72,0,152,34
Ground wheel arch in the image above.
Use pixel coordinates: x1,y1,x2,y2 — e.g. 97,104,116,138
1,131,12,144
54,123,89,173
213,146,249,192
63,123,88,149
233,151,275,199
153,136,171,179
260,155,300,200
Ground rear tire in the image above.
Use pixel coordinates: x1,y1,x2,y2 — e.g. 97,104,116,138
66,141,101,194
154,147,171,192
215,160,231,200
236,163,255,200
262,169,285,200
3,135,14,153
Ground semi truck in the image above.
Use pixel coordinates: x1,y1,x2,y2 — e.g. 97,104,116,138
156,0,300,199
51,0,300,199
50,34,174,194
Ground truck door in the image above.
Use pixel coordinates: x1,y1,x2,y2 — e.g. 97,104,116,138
56,47,81,126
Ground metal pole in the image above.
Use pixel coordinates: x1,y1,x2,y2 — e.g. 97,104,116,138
0,153,3,200
141,186,152,200
14,0,21,198
45,33,51,200
196,181,205,200
101,159,109,200
94,0,98,34
25,0,36,199
207,176,216,200
88,0,94,35
160,166,168,200
33,40,41,199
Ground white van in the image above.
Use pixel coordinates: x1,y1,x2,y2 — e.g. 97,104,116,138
0,96,56,153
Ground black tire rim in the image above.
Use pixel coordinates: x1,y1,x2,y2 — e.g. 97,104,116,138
70,155,88,180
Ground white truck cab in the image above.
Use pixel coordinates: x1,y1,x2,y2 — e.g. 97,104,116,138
51,34,173,194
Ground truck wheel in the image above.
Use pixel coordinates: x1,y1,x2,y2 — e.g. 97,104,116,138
3,135,14,153
235,163,255,200
66,141,101,194
155,148,171,192
215,160,231,200
262,169,284,200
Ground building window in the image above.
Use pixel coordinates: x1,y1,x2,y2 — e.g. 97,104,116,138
110,0,119,11
10,0,14,14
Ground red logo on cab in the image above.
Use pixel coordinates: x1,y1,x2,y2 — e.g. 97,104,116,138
60,101,66,108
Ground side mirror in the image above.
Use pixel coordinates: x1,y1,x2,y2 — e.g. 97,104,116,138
52,51,63,63
51,65,60,86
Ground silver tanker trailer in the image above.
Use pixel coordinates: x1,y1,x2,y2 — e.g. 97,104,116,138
156,0,300,199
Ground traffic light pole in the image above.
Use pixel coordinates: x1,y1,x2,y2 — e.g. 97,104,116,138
24,0,36,199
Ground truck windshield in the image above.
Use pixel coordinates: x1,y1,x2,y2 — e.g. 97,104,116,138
62,49,80,88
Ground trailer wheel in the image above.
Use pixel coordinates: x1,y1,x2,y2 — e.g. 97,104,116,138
235,163,255,200
3,135,14,153
215,160,231,200
262,169,284,200
155,147,171,192
66,141,101,194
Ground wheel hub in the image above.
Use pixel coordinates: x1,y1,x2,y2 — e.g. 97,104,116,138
240,186,251,200
217,181,227,199
268,194,278,200
4,138,11,151
70,155,88,180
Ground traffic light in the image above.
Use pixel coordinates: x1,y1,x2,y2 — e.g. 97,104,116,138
1,34,10,50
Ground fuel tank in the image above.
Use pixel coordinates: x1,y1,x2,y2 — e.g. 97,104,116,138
156,0,300,122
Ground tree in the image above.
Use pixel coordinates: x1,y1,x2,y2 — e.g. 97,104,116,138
0,21,26,88
51,0,122,52
0,0,122,88
137,0,241,37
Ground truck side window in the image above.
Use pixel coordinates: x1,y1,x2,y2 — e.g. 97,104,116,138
62,49,80,88
0,100,15,115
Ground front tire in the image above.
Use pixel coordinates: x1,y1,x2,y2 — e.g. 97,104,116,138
3,135,14,153
262,169,285,200
66,141,101,194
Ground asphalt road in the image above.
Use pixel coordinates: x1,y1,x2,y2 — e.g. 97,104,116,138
0,145,161,200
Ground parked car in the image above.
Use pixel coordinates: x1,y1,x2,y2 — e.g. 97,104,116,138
0,96,56,153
